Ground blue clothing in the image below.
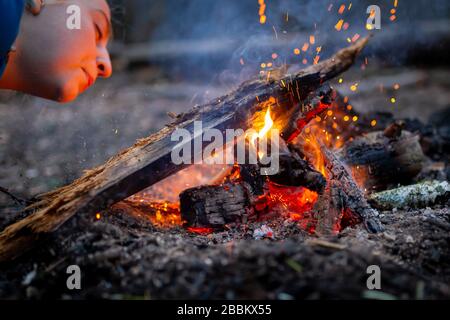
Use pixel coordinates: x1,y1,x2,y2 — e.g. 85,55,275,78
0,0,25,78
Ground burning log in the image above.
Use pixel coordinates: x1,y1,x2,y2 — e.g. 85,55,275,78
0,38,369,263
339,122,425,192
180,143,327,230
268,145,326,193
309,180,346,236
180,183,253,230
318,144,384,233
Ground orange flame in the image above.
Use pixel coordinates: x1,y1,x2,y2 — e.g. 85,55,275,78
248,97,276,158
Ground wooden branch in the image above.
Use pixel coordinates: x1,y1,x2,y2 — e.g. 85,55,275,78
339,128,425,192
319,143,384,233
180,183,252,229
0,38,369,263
267,148,326,193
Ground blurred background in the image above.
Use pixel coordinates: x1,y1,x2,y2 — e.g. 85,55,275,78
0,0,449,204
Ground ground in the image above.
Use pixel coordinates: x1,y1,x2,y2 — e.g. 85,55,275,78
0,64,449,299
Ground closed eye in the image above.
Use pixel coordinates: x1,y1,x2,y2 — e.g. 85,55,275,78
95,24,103,41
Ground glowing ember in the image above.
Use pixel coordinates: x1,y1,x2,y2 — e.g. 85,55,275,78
146,202,183,228
187,227,214,235
268,183,318,221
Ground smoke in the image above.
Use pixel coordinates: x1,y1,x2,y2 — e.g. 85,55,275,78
118,0,450,84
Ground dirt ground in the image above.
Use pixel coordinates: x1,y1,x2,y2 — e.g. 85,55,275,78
0,64,449,299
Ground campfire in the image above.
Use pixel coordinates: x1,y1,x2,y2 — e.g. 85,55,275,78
110,82,383,237
0,37,440,262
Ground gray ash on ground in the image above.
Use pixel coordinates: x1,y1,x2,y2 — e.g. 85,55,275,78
0,201,448,299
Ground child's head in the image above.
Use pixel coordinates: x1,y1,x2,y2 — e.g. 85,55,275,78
0,0,112,102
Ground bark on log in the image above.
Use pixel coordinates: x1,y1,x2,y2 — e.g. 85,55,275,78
180,183,253,229
311,180,347,236
319,144,384,233
0,38,369,263
267,149,326,193
340,127,425,192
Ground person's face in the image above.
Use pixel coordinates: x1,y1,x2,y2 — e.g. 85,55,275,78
9,0,112,102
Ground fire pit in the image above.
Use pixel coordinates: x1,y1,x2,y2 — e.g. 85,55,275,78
0,37,449,301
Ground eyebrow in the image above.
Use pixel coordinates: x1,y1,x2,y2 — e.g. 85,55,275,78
95,9,112,39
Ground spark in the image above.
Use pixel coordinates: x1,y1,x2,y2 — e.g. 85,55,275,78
335,19,344,31
258,0,267,24
350,83,359,91
352,33,360,42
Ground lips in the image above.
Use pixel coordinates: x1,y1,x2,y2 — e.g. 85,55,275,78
82,68,95,90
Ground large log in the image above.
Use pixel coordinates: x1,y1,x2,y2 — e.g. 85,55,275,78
180,183,253,229
0,38,369,263
339,122,425,192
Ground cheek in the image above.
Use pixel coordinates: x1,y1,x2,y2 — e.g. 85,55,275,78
52,70,85,102
49,27,98,71
32,12,98,70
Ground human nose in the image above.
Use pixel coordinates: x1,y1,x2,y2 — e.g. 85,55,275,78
96,47,112,78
